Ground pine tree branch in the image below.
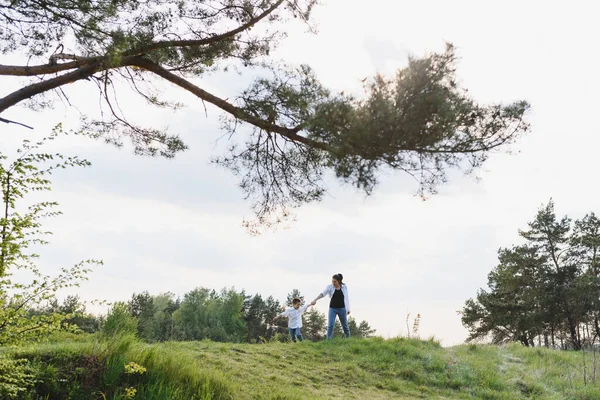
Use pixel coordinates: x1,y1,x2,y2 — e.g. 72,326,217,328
0,57,138,115
131,57,337,154
0,1,285,77
0,57,103,76
127,0,286,56
0,117,33,129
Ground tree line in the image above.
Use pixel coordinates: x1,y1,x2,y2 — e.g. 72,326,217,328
462,200,600,350
43,288,376,343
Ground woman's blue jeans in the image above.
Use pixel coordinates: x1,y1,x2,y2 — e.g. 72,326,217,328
327,307,350,339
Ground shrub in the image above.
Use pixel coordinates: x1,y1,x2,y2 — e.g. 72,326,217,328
102,303,138,338
0,356,34,399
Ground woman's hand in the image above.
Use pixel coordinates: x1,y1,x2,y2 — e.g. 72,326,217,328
347,311,351,316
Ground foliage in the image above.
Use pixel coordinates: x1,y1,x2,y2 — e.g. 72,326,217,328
32,295,101,333
242,292,285,343
129,291,178,342
356,319,377,338
0,356,34,399
0,1,530,228
84,286,378,344
3,335,232,399
24,285,377,346
462,199,600,350
332,317,376,339
173,287,246,342
0,127,99,346
285,288,304,307
101,302,138,338
302,307,326,341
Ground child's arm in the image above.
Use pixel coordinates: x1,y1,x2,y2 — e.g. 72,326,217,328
272,309,289,322
299,304,311,313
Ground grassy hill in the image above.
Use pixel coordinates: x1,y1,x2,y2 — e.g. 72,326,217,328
2,335,599,399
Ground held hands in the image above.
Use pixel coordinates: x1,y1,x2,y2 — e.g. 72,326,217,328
310,301,316,306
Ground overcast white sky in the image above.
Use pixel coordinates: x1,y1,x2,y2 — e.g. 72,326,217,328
2,0,600,346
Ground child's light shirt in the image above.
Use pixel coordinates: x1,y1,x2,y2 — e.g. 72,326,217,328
278,305,310,328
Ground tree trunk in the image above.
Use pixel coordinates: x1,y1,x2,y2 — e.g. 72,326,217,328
560,334,564,350
0,171,10,275
586,324,591,346
568,314,582,350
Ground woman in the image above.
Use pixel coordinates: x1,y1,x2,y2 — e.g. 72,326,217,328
311,273,351,339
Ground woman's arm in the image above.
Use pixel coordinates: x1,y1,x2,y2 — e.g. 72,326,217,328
311,285,331,305
310,293,324,306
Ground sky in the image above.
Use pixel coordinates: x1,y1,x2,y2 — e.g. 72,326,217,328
1,0,600,346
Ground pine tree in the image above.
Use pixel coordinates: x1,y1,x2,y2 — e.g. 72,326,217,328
286,289,304,307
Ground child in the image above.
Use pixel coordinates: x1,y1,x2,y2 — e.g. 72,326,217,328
273,298,312,342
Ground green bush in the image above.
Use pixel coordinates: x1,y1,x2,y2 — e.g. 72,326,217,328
0,356,34,399
102,303,138,338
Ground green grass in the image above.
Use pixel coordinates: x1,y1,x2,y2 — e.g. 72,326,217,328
3,335,600,399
